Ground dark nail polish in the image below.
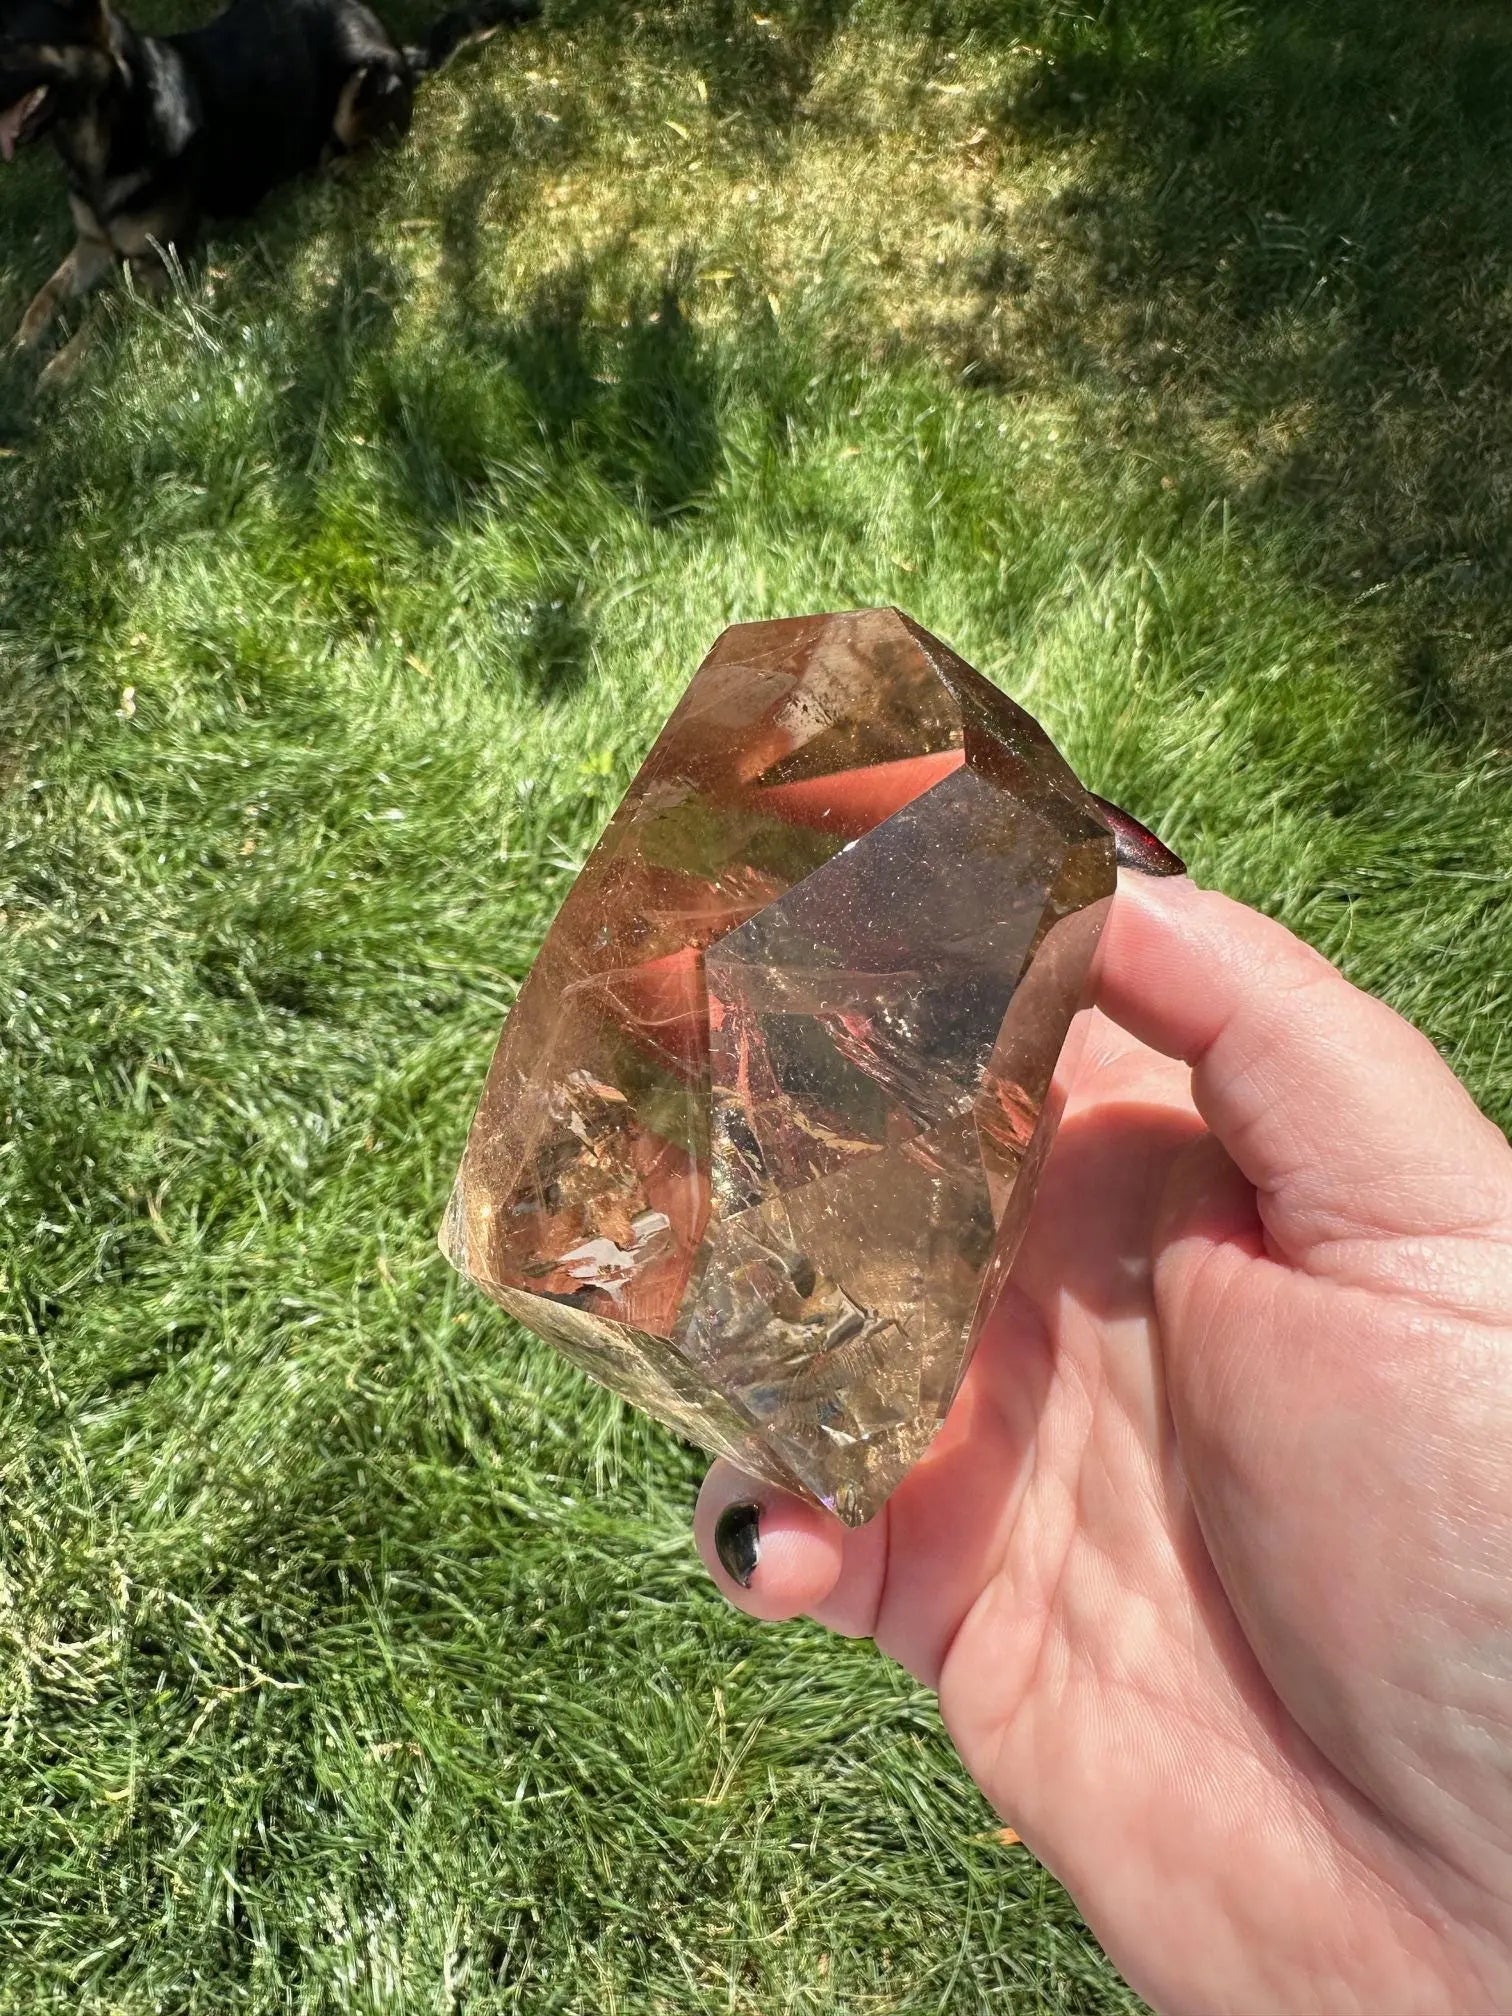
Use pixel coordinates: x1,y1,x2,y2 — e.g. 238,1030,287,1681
714,1501,761,1588
1091,795,1187,878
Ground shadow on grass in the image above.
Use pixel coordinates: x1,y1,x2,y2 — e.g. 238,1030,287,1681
926,0,1512,738
485,250,722,522
0,24,723,741
645,0,850,130
2,0,1511,743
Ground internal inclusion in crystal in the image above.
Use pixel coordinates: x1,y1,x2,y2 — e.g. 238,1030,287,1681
441,609,1116,1525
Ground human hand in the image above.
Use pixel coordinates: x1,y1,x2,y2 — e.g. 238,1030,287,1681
694,873,1512,2015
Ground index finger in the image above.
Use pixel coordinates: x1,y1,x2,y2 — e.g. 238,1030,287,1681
1096,874,1512,1270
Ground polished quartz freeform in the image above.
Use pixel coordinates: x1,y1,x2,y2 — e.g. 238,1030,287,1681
441,610,1116,1524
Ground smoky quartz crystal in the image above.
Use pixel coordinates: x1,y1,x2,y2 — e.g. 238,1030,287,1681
441,610,1116,1524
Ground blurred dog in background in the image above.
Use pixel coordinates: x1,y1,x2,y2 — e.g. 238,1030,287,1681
0,0,535,380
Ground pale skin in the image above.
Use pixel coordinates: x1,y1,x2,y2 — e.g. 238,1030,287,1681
695,873,1512,2014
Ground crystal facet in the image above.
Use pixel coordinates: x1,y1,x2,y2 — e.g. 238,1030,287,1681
441,610,1116,1524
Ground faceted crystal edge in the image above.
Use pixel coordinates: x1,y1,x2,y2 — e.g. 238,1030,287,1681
439,608,1120,1531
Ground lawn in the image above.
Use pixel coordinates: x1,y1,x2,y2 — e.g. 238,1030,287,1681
2,0,1510,2008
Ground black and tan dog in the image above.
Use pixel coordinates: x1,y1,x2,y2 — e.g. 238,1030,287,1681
0,0,534,379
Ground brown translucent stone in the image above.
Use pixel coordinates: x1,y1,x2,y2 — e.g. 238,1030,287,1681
441,610,1116,1524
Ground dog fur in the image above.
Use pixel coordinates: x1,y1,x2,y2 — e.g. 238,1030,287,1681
0,0,534,378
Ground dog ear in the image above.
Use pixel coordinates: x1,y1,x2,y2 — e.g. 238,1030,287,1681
55,0,113,48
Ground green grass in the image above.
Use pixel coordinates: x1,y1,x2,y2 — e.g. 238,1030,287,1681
2,0,1511,2007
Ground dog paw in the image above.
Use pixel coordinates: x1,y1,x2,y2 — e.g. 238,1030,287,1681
36,330,90,390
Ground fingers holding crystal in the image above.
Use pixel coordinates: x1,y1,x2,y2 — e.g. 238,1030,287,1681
1098,873,1512,1276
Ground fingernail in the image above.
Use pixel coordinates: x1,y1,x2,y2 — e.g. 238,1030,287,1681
714,1501,761,1588
1091,795,1187,877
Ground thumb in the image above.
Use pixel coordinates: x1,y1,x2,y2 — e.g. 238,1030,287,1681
693,1457,889,1636
1096,875,1512,1282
